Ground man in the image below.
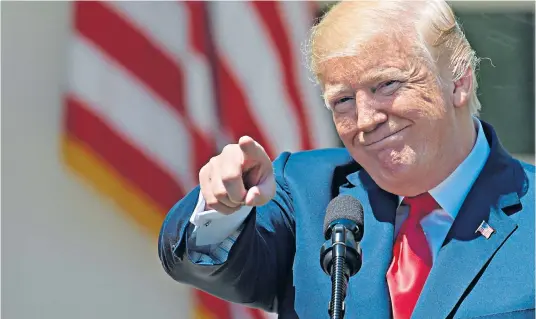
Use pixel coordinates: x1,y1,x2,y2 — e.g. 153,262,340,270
158,1,535,318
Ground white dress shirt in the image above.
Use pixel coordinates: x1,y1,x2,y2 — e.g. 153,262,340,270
189,118,490,262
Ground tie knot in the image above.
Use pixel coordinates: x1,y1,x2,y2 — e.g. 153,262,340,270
402,192,439,220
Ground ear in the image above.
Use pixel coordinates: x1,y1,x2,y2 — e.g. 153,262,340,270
452,67,472,108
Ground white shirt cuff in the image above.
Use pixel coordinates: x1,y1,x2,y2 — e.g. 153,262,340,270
189,192,253,246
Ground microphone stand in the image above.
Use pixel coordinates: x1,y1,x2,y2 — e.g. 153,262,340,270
320,223,362,319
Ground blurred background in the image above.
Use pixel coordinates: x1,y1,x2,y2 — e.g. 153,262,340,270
2,1,534,319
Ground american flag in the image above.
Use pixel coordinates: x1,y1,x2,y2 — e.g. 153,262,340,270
475,220,495,239
62,1,337,318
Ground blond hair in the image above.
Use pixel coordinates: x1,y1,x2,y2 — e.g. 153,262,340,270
307,0,482,115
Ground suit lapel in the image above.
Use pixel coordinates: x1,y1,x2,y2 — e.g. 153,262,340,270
412,121,527,319
341,169,398,318
411,193,519,319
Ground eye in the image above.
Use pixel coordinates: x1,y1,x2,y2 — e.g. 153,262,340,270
335,97,354,105
383,80,399,87
373,80,401,95
330,96,354,112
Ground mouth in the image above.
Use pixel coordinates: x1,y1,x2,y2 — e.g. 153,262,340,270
363,126,409,147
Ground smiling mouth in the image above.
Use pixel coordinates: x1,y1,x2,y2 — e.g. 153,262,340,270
364,127,408,147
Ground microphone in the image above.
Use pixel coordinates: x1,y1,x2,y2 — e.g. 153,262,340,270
319,195,364,319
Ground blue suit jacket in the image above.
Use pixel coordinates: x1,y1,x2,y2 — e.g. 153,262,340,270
159,121,535,318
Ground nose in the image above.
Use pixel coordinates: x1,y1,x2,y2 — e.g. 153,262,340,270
355,90,387,133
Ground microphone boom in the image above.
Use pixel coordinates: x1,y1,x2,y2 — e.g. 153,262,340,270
319,196,364,319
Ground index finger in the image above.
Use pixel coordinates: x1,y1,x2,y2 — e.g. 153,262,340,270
238,136,270,164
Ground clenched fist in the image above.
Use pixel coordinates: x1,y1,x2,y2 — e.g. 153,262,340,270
199,136,275,214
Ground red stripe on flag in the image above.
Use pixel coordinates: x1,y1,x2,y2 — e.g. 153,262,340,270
65,95,184,211
195,290,232,319
74,1,215,174
251,1,313,150
185,2,209,55
247,307,268,319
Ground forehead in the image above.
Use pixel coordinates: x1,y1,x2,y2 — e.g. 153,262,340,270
317,34,419,87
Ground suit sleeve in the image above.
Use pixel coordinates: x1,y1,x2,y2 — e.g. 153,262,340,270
185,192,252,265
158,152,295,312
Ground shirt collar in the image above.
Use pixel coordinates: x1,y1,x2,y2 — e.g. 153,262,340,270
398,117,491,220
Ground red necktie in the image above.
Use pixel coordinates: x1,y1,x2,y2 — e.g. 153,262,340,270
386,192,439,319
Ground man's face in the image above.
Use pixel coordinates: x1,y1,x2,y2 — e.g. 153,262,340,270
320,34,457,195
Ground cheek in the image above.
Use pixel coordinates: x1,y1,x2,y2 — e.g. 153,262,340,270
394,86,446,120
333,113,357,142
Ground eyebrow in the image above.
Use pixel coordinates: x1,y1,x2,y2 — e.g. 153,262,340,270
323,67,405,97
323,84,351,98
360,67,406,84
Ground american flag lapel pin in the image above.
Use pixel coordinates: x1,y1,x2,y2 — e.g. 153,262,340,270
475,220,495,239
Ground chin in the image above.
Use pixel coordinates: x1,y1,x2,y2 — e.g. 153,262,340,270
370,153,418,191
378,162,413,183
377,147,416,172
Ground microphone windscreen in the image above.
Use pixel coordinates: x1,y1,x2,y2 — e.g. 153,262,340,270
323,195,364,236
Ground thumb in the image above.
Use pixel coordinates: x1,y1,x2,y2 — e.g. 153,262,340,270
244,176,276,207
